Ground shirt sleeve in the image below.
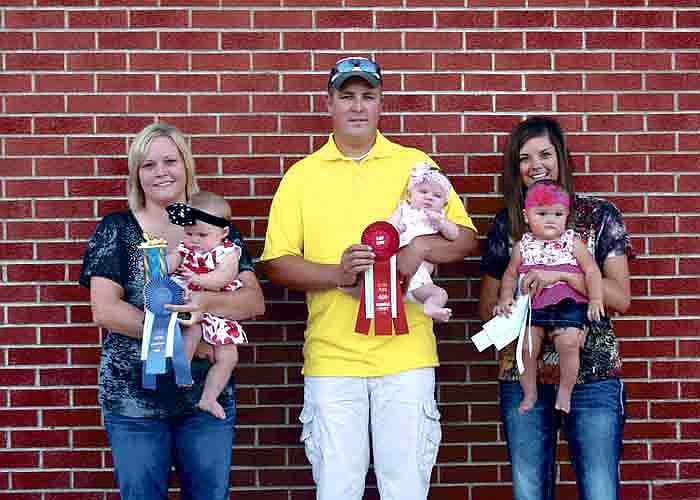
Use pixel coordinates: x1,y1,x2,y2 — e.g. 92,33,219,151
226,224,255,274
480,210,512,280
596,200,634,265
79,213,125,289
260,166,304,262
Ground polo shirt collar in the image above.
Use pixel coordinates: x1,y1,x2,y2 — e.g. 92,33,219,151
318,131,396,162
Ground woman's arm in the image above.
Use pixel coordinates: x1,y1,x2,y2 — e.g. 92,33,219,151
573,239,605,320
494,243,522,316
479,274,501,322
601,254,631,314
90,276,145,338
171,270,265,321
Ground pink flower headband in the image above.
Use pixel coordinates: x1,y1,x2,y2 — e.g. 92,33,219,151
407,163,451,196
524,183,570,209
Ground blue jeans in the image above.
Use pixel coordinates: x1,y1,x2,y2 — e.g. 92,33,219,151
103,401,235,500
499,378,625,500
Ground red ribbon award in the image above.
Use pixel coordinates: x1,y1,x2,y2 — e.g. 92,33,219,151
355,221,409,336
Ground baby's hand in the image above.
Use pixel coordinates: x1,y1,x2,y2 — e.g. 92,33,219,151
425,210,444,228
587,299,604,322
493,299,514,317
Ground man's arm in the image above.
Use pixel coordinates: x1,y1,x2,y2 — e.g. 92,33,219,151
261,244,375,292
397,225,477,286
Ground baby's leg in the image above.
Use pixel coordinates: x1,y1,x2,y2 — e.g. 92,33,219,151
179,323,202,387
197,343,239,420
411,283,451,322
519,325,544,414
552,327,583,414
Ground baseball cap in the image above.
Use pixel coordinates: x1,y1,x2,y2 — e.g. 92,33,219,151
328,56,382,90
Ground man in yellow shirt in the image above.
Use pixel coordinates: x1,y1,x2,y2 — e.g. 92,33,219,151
261,56,477,500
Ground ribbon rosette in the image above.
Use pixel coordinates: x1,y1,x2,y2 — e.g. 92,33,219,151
354,222,409,336
139,234,192,389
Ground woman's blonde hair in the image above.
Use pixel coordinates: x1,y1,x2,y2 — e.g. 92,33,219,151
127,122,199,211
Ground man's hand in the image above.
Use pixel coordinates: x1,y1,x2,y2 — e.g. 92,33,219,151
396,238,429,292
337,244,375,287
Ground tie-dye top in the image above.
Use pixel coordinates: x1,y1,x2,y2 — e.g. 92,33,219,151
79,210,255,418
480,195,633,384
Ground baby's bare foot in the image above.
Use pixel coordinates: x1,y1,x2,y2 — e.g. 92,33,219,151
424,304,452,322
197,398,226,420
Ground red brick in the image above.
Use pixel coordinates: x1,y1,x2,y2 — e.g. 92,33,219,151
647,32,700,49
98,31,156,50
496,93,551,112
40,367,98,386
67,137,125,156
526,73,582,91
498,10,553,27
436,134,493,154
192,10,249,28
618,174,675,193
9,348,68,366
190,94,248,114
222,32,279,50
467,31,522,49
376,10,433,28
683,381,700,398
587,31,642,49
436,53,492,71
10,389,70,407
35,117,93,135
406,31,462,50
67,178,125,197
66,94,126,114
495,52,551,70
130,52,187,71
680,217,700,233
254,10,312,28
68,9,127,28
464,74,521,92
618,9,674,27
7,53,65,71
404,115,461,133
97,74,155,92
160,31,218,50
0,243,33,260
555,52,612,71
283,31,341,50
5,137,65,156
130,9,188,27
12,472,70,490
617,52,672,71
0,74,31,92
528,32,582,49
0,117,30,134
0,285,35,303
36,31,95,50
622,462,676,481
404,73,461,91
618,93,674,111
44,451,102,469
437,10,494,28
344,31,402,50
677,53,700,70
68,52,126,71
36,157,93,177
587,73,642,91
6,9,65,28
129,94,188,113
8,305,67,324
253,52,311,71
654,482,700,500
556,9,613,26
0,31,33,50
0,451,39,469
619,134,674,152
316,10,372,28
436,95,491,113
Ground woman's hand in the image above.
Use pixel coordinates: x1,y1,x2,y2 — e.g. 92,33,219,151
520,269,565,296
493,298,514,317
193,341,215,363
587,299,605,322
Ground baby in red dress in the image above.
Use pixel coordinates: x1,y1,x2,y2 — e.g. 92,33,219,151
167,191,247,419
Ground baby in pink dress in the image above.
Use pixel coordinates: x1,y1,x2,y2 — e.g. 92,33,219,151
167,191,247,419
494,181,604,414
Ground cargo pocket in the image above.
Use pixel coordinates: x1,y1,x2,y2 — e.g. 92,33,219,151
299,404,322,484
417,400,442,482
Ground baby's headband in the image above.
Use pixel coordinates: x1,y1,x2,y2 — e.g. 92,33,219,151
166,202,229,228
408,163,451,195
524,182,570,209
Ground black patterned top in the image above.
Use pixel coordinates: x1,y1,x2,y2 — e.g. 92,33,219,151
79,210,255,418
480,195,633,384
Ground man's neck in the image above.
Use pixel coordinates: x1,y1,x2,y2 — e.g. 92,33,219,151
333,133,377,161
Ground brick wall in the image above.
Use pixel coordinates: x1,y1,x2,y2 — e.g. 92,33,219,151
1,1,698,499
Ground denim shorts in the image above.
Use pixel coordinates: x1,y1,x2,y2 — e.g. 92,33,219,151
531,299,587,331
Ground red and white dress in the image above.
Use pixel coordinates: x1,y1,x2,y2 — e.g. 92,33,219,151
172,240,248,345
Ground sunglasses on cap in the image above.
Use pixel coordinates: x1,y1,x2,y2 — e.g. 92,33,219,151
328,57,382,89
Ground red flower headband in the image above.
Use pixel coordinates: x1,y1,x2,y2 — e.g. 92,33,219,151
524,183,570,209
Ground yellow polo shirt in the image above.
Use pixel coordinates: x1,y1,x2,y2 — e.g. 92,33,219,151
261,132,476,376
